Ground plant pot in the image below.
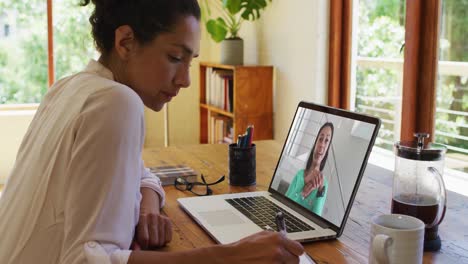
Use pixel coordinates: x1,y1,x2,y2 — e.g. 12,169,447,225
220,38,243,65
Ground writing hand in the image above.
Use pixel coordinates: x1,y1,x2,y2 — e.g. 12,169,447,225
226,231,304,263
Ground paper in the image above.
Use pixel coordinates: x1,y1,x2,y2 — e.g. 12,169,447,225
300,253,317,264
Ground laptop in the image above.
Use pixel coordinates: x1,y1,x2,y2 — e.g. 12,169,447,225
178,101,381,246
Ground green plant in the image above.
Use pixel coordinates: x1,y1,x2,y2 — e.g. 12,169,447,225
202,0,272,42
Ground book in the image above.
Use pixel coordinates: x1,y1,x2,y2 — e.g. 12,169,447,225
149,165,197,186
223,136,233,144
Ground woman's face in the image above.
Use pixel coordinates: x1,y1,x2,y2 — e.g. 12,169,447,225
313,126,333,164
123,15,201,111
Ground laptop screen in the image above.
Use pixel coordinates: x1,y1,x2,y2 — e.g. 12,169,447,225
270,102,379,228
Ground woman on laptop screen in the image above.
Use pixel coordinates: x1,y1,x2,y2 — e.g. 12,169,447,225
286,122,334,215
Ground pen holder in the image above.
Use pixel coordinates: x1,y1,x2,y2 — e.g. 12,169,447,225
228,143,256,186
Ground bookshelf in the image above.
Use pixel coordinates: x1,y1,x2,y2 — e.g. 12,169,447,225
199,62,273,144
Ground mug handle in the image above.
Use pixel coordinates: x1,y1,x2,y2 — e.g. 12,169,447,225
372,234,393,264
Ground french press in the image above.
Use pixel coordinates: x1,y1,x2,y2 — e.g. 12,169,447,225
392,133,447,251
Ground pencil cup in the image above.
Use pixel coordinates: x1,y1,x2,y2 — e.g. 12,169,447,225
228,143,256,186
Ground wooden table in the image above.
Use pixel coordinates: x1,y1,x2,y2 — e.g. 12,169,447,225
143,140,468,263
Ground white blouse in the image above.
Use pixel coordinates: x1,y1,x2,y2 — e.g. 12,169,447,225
0,60,165,264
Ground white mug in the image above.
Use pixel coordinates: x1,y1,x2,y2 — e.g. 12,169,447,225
369,214,425,264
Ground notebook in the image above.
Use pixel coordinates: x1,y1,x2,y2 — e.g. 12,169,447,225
178,101,381,256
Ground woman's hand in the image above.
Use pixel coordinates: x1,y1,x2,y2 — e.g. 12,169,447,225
302,169,323,198
225,231,304,264
132,188,173,250
129,230,304,264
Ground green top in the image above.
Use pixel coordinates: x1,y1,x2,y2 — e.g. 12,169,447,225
285,169,328,216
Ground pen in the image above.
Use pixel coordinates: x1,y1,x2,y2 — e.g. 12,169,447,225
248,125,254,147
276,212,317,263
275,211,287,236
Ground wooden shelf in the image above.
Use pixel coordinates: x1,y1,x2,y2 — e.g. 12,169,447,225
199,61,274,70
200,104,234,118
199,62,274,144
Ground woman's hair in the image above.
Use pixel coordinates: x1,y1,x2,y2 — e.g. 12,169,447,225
305,122,334,172
80,0,201,53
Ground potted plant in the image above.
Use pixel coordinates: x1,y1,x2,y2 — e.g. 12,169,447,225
201,0,272,65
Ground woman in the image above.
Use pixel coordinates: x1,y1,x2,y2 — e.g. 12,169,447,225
285,122,334,215
0,1,303,263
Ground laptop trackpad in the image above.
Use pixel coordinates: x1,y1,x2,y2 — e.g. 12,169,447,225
199,210,246,226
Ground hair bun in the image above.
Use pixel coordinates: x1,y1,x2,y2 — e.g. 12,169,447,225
82,0,200,53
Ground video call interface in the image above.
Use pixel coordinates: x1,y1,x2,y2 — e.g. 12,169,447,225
270,106,376,227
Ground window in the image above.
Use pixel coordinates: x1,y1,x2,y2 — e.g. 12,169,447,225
0,0,94,105
436,0,468,172
329,0,468,173
352,0,406,150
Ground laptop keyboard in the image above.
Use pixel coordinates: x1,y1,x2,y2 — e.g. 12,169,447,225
225,196,315,233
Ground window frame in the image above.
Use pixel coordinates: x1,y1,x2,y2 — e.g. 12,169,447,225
328,0,442,143
328,0,353,110
400,0,441,142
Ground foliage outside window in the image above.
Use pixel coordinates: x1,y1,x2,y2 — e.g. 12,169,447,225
355,0,468,173
435,0,468,166
0,0,94,105
355,0,405,149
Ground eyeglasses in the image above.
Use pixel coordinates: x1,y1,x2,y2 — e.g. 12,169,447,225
174,174,225,196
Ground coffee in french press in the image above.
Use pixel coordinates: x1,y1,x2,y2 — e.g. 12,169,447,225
392,133,447,252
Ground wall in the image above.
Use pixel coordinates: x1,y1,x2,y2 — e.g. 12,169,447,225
246,0,330,141
148,0,331,146
0,106,36,182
